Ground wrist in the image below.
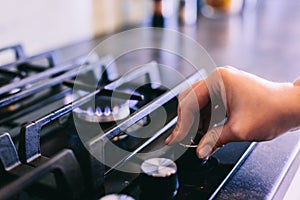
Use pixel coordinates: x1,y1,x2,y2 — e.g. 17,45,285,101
282,83,300,131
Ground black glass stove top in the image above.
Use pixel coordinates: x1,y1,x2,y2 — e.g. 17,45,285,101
104,122,255,200
0,44,256,200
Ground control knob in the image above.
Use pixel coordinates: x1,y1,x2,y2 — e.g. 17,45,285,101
140,158,179,200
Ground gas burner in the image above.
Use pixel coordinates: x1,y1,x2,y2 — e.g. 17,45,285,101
74,96,130,123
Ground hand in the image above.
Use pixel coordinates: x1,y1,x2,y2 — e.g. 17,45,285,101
165,66,299,159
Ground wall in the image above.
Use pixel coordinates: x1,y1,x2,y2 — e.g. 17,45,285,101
0,0,95,55
0,0,151,56
93,0,152,36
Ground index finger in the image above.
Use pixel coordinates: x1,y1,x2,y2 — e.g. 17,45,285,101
165,79,210,144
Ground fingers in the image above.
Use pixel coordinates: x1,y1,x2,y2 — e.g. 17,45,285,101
196,125,229,159
165,80,210,145
165,89,198,144
165,106,195,144
165,68,229,147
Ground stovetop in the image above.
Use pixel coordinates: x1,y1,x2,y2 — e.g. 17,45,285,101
0,44,255,200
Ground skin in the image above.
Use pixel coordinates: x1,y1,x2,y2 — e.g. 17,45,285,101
165,66,300,159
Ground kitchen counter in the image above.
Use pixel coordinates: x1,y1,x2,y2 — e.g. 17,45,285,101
216,131,300,199
55,0,300,199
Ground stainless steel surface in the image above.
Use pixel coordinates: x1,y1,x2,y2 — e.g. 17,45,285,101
272,146,300,200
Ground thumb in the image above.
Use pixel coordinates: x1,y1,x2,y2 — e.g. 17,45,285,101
196,125,229,159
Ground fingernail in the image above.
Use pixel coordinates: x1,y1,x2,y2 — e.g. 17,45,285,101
165,137,170,144
166,129,178,145
197,145,212,159
165,136,172,145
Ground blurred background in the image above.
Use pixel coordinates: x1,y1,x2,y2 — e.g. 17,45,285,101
1,0,300,81
0,0,256,52
0,0,152,54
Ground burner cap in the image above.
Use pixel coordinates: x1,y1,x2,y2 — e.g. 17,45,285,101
99,194,135,200
141,158,177,177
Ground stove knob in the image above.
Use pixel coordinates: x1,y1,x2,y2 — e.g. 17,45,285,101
140,158,179,200
99,194,135,200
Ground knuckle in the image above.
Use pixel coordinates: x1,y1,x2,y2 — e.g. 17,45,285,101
222,65,235,69
215,66,230,77
229,123,249,141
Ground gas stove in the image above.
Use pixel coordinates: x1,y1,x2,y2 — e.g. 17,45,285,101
0,44,255,200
